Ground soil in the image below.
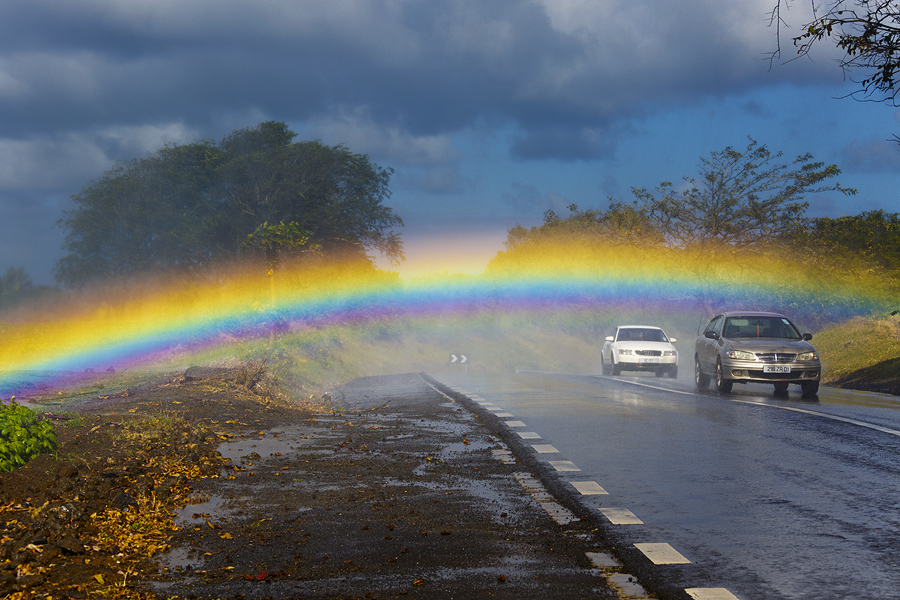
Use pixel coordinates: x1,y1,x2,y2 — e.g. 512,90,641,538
1,370,624,600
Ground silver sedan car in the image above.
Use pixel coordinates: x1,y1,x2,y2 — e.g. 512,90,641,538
695,311,821,398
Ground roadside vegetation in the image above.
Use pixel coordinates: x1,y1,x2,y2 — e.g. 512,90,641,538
814,314,900,395
3,132,900,412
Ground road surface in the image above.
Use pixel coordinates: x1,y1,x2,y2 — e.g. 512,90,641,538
430,370,900,600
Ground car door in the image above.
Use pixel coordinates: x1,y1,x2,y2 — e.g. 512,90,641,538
697,314,723,373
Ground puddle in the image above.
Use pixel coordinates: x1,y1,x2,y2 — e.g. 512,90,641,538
173,494,245,526
215,425,319,463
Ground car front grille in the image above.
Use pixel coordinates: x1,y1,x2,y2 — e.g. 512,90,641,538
755,353,796,363
635,350,662,356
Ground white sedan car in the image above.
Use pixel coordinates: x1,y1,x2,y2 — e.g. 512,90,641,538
602,326,678,378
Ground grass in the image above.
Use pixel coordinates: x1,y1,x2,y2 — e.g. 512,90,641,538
813,315,900,390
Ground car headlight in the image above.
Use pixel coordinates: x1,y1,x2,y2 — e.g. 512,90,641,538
663,350,677,356
797,351,818,361
617,349,633,355
726,349,756,360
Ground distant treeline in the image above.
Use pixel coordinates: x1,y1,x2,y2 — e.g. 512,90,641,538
488,140,898,322
54,121,403,288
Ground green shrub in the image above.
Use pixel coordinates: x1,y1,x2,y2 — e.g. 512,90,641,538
0,399,58,472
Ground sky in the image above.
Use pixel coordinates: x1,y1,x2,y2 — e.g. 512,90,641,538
2,0,899,285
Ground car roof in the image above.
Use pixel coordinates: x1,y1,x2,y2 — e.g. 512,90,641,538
617,325,663,329
718,311,788,318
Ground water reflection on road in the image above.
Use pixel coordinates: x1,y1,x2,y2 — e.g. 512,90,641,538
433,370,900,600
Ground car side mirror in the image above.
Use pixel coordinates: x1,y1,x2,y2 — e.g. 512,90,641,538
669,338,677,343
605,336,614,342
704,331,718,340
802,333,813,341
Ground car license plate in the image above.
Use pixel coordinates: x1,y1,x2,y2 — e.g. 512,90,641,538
639,358,659,364
764,365,791,374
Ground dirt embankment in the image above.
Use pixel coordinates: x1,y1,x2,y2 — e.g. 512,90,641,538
2,371,622,600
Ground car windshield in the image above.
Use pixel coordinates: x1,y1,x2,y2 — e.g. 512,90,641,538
617,328,667,342
722,317,801,340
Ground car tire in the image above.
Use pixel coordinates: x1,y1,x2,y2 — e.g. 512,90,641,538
695,357,710,389
655,368,666,378
800,380,819,398
773,382,789,394
669,365,678,379
715,360,733,393
601,356,610,376
611,360,622,376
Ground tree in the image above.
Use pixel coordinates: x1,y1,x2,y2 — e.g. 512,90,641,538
55,122,403,287
503,202,660,251
793,210,900,274
0,267,33,305
630,138,855,254
770,1,900,104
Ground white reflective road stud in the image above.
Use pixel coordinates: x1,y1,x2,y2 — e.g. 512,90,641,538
634,543,691,564
494,412,514,417
685,588,740,600
571,481,608,495
549,460,581,471
600,507,644,525
531,444,559,453
517,431,541,439
504,420,526,427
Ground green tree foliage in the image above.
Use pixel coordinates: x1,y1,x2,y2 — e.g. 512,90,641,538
793,210,900,281
504,201,660,251
770,1,900,104
490,140,872,318
242,221,317,271
55,122,403,287
503,139,853,256
630,138,855,254
0,266,34,308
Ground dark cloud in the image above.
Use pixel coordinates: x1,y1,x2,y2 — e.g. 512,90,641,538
0,0,878,283
0,0,811,147
510,126,617,161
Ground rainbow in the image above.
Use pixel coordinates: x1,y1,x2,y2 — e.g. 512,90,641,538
1,245,893,400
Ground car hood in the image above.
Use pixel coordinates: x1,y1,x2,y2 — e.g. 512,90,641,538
616,341,675,349
723,338,815,353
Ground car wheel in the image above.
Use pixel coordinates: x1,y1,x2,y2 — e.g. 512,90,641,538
669,365,678,379
655,368,666,378
611,360,622,376
800,380,819,398
694,357,710,389
773,382,789,394
602,356,611,376
715,360,733,393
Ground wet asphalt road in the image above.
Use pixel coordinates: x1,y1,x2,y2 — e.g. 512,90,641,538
431,370,900,600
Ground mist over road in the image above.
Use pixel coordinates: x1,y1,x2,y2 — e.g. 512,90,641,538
432,370,900,600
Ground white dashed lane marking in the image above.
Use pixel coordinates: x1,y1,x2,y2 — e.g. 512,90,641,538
634,543,691,564
549,460,581,471
570,481,608,495
531,444,559,453
685,588,741,600
440,379,741,600
494,412,514,417
600,507,644,525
